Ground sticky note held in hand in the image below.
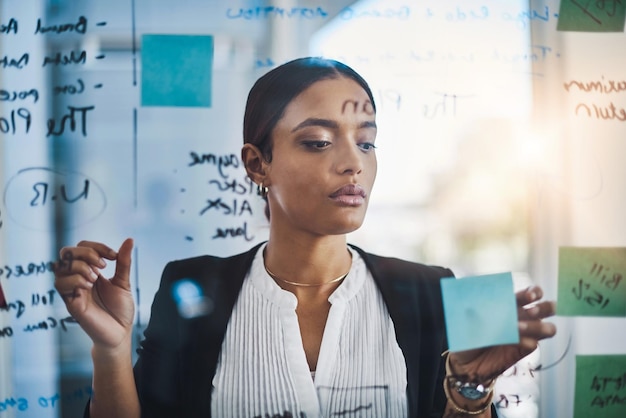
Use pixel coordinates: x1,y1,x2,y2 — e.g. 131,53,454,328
441,272,519,352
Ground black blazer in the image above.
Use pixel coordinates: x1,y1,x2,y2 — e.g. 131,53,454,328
89,243,496,417
132,243,452,417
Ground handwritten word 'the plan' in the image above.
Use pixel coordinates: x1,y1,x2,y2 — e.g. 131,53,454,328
0,104,96,137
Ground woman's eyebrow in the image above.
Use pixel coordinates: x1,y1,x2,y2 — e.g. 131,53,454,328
291,118,339,132
291,118,377,132
359,120,377,130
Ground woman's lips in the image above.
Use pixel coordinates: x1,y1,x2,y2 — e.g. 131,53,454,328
329,184,366,206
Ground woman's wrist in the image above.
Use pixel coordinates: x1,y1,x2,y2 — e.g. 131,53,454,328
446,352,498,384
443,351,497,415
91,340,133,367
444,381,493,416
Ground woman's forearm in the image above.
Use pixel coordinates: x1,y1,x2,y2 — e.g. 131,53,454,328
89,343,140,418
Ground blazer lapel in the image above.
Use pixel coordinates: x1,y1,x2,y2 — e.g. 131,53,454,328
182,243,263,417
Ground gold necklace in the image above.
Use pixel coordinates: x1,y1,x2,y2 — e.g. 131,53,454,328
265,266,348,287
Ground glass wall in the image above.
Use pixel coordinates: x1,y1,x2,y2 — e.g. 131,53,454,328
1,1,624,417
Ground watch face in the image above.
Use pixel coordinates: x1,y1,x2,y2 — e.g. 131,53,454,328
458,384,487,400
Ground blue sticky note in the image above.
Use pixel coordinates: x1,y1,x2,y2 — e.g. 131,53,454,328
141,34,213,107
440,273,519,352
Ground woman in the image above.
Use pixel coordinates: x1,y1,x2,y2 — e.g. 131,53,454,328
54,57,556,418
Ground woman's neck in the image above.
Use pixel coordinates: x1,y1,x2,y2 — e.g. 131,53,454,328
263,233,352,289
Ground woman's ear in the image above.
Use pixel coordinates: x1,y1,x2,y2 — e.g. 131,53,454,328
241,143,269,186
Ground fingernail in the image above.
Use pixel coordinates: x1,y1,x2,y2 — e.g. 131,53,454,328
529,306,539,315
98,259,106,268
519,322,528,331
90,270,99,280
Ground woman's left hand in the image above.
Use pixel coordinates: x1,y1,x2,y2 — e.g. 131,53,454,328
448,285,557,382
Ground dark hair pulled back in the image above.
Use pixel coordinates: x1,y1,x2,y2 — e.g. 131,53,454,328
243,57,376,161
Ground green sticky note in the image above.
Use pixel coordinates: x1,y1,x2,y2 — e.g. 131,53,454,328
574,355,626,418
557,0,626,32
440,273,519,352
557,247,626,317
141,34,213,107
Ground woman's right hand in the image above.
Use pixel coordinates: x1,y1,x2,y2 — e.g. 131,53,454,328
54,238,135,351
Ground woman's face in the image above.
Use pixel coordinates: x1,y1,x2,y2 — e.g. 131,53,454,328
265,76,377,236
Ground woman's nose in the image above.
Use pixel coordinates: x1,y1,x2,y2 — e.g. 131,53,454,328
335,140,363,175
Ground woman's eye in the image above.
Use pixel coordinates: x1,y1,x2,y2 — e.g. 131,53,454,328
304,140,332,149
358,142,377,152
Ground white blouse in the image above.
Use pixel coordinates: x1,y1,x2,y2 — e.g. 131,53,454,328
211,244,408,418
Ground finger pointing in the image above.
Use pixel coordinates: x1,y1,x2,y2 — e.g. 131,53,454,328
111,238,134,290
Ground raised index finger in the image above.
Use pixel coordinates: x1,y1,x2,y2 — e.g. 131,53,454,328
110,238,134,290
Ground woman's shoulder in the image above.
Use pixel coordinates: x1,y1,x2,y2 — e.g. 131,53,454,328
350,245,450,326
161,243,263,280
349,244,455,282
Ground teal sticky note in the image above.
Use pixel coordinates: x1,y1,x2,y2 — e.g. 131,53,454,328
557,247,626,317
574,354,626,418
440,273,519,352
141,34,213,107
557,0,626,32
